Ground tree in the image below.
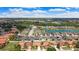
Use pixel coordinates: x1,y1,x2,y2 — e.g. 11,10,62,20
57,43,60,49
14,44,21,51
47,46,56,51
75,41,79,48
9,35,16,41
1,23,12,32
16,25,26,32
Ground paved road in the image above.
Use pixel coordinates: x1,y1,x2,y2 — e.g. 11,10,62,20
28,26,37,36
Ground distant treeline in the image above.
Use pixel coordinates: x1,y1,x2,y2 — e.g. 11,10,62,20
0,18,79,21
0,18,79,32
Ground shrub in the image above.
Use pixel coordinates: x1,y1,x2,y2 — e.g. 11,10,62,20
47,46,56,51
9,35,16,41
14,44,21,51
75,41,79,48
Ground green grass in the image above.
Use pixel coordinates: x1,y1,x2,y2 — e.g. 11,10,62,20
62,46,71,50
74,48,79,51
0,42,20,51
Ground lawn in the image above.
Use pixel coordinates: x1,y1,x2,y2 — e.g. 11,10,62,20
62,46,71,50
0,42,20,51
74,48,79,51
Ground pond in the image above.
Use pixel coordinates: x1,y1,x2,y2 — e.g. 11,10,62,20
46,29,79,33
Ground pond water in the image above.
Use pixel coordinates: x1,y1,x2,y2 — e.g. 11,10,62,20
46,29,79,33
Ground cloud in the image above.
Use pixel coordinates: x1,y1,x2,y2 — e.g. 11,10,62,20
32,10,47,15
1,8,32,17
50,11,79,18
9,8,31,15
0,7,79,18
0,8,48,18
66,7,71,10
31,11,79,18
49,8,66,12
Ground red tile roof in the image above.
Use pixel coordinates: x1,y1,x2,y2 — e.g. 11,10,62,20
0,36,6,44
18,41,25,47
42,41,50,46
25,42,32,46
66,40,74,45
33,42,41,46
0,39,6,44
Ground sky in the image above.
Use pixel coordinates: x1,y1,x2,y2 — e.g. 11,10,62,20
0,7,79,18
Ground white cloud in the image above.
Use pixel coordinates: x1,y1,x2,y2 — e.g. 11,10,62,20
49,8,66,12
1,8,32,17
50,12,79,18
0,8,48,18
0,8,79,18
9,8,31,15
31,11,79,18
32,10,47,14
66,7,71,10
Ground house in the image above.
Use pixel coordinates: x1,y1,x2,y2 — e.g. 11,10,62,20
4,32,15,40
11,26,19,33
33,41,41,46
18,41,25,50
66,40,75,48
0,36,7,47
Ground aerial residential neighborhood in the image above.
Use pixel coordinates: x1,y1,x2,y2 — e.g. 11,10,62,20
0,18,79,51
0,7,79,51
